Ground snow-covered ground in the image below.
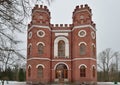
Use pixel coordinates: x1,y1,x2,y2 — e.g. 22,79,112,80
98,82,120,85
1,81,120,85
0,81,26,85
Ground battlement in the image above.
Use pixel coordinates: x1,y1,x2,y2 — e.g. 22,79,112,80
32,4,50,15
50,24,73,28
91,21,96,28
73,4,91,15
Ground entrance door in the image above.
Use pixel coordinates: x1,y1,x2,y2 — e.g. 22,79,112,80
55,64,68,82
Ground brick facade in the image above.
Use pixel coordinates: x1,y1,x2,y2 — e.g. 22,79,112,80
26,4,97,84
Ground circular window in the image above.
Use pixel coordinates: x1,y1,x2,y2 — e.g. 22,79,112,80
78,30,86,37
39,15,43,19
91,31,95,39
37,30,45,37
80,15,84,19
28,32,32,39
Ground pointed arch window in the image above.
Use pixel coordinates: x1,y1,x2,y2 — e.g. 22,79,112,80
28,45,32,56
80,66,86,77
38,66,43,77
80,43,86,55
58,40,65,57
38,43,44,54
92,66,95,78
28,67,31,77
92,45,96,57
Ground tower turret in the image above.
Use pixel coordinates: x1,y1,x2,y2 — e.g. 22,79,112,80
72,4,97,84
27,4,51,84
73,4,95,28
31,4,50,26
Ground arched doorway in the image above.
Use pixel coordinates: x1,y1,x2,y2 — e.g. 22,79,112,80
55,64,68,82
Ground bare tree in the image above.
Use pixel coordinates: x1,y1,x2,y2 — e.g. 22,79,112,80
0,0,53,84
0,0,31,59
97,48,119,81
0,0,53,57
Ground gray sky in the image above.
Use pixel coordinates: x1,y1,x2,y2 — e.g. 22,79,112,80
20,0,120,56
48,0,120,54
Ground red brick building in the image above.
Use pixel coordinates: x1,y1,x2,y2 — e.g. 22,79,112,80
26,4,97,84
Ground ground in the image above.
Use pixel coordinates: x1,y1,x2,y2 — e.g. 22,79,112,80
1,81,120,85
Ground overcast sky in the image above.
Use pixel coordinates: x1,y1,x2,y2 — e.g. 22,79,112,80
20,0,120,55
47,0,120,54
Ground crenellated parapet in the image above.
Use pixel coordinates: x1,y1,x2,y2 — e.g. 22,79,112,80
72,4,96,28
73,4,91,15
91,21,96,28
50,24,73,27
28,21,32,29
28,4,96,30
32,4,50,15
50,24,73,30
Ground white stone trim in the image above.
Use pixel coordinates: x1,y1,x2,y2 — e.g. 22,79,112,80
52,30,71,32
28,32,32,39
91,31,96,39
27,57,96,61
28,43,32,48
91,65,96,69
27,58,51,61
55,33,68,36
37,30,45,37
52,59,71,62
36,42,45,46
78,42,87,46
28,25,51,31
53,62,70,70
92,43,95,47
28,65,32,68
73,25,96,31
72,58,96,61
78,30,86,37
79,64,87,68
36,64,45,68
54,36,69,58
28,25,96,32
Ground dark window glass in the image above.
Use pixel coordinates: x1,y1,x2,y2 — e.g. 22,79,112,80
93,67,95,77
55,64,68,79
38,43,44,54
92,45,96,57
58,40,65,57
80,66,86,77
28,67,31,77
38,66,43,77
28,45,32,56
80,44,86,55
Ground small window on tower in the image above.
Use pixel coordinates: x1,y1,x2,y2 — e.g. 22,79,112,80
80,43,86,55
38,43,44,54
28,45,32,56
93,66,96,78
28,32,32,39
37,30,45,37
80,65,86,77
92,44,96,58
38,66,43,77
80,15,84,19
78,30,86,37
39,15,43,19
28,66,31,77
91,31,95,39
